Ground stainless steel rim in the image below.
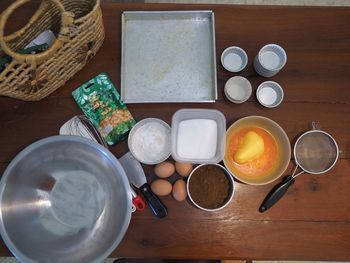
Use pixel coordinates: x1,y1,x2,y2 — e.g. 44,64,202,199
0,135,132,263
187,163,235,212
257,44,287,71
293,130,339,175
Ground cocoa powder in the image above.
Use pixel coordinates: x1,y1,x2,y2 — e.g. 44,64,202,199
188,165,230,209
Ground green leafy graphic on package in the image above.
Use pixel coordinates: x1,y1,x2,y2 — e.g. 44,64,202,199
72,73,136,145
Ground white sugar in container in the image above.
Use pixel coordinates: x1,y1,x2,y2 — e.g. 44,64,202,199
171,109,226,164
177,119,218,160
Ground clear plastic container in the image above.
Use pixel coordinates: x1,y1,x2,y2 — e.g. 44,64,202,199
171,109,226,164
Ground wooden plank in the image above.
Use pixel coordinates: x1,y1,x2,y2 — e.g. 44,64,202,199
0,99,349,162
128,160,350,222
1,2,350,261
0,241,12,258
1,3,349,103
2,3,349,104
112,219,350,260
0,160,349,222
58,4,350,103
1,219,349,260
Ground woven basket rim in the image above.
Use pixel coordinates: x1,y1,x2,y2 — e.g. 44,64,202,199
75,0,101,22
2,0,101,41
0,0,105,101
2,0,47,42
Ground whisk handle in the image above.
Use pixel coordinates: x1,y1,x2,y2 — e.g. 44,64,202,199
259,175,294,213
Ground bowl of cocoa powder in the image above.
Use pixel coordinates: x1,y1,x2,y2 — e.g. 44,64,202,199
187,164,235,211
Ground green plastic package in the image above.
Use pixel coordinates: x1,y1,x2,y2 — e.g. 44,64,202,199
72,73,136,145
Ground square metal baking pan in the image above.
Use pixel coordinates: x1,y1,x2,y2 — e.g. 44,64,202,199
121,11,217,103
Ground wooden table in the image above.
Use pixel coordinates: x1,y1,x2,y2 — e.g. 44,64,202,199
1,2,350,261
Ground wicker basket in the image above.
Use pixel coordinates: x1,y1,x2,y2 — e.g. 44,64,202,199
0,0,105,101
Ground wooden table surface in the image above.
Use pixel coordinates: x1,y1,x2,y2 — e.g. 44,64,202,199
1,1,350,261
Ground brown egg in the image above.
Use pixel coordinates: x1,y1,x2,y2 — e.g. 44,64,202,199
151,179,172,196
154,162,175,178
175,162,193,177
172,179,187,202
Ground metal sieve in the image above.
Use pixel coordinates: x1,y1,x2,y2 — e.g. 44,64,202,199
260,122,339,212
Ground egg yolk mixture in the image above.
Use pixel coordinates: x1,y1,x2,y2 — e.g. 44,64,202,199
225,127,279,177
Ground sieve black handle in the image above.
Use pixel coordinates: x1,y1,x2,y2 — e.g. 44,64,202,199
259,175,295,212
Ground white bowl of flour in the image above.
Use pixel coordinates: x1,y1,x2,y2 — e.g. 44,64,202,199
128,118,171,165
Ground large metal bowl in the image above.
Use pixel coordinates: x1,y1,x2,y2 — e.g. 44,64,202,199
0,136,132,263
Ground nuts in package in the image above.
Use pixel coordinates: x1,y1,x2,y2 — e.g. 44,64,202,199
72,73,136,145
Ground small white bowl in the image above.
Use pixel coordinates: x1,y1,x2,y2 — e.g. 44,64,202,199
221,46,248,72
187,163,235,212
254,44,287,77
256,81,284,108
224,76,252,103
128,118,171,165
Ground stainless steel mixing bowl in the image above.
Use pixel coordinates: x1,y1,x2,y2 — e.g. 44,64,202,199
0,136,132,263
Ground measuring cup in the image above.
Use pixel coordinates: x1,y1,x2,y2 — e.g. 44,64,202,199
259,122,339,212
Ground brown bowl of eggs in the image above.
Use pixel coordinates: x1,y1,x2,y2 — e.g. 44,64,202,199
223,116,291,185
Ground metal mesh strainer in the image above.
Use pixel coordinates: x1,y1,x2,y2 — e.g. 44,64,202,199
294,130,338,174
260,123,339,212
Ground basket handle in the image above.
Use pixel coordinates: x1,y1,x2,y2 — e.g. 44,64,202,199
0,0,74,65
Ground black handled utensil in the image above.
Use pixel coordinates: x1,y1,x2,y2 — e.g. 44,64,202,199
137,183,167,218
119,152,167,218
259,124,339,213
259,175,294,212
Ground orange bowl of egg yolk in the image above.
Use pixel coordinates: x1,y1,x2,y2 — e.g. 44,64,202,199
224,116,291,185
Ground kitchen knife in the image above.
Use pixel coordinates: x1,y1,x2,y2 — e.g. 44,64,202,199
119,152,167,218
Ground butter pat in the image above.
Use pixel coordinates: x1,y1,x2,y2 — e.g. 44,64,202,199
177,119,218,160
234,131,265,164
